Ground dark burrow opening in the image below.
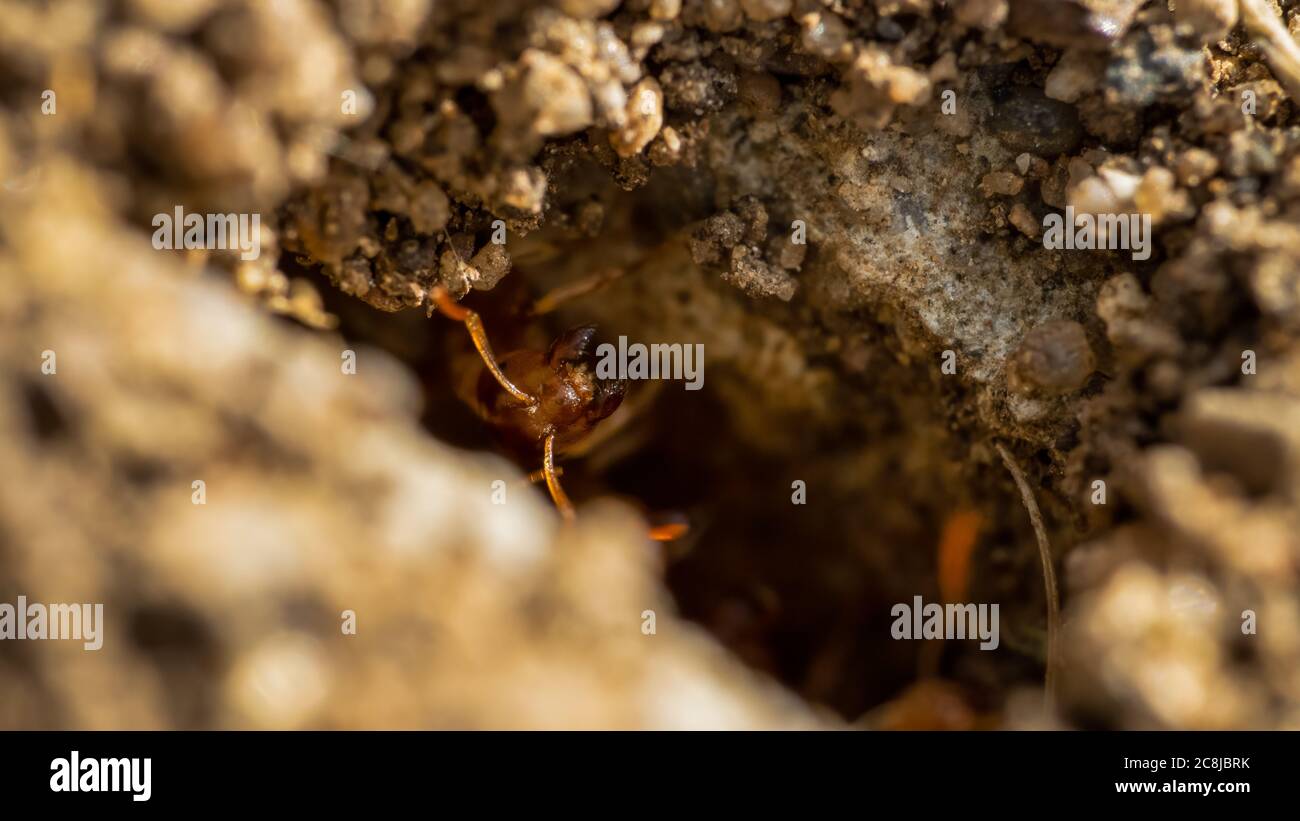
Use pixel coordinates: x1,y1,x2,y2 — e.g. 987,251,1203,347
287,162,1058,724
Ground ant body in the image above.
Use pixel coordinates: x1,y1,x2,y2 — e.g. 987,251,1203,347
429,283,624,521
428,252,686,541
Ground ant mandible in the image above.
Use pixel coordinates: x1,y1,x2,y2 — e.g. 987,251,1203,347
428,246,686,541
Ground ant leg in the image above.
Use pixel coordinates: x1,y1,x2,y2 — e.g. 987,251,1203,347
938,510,982,604
542,434,576,521
646,512,690,542
430,285,537,406
530,267,626,316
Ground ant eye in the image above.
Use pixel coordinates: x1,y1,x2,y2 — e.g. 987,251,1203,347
593,377,626,420
547,325,600,366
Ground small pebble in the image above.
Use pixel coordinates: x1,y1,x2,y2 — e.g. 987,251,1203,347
1008,319,1096,396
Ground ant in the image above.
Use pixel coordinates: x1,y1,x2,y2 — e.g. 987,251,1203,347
428,240,687,542
300,146,686,539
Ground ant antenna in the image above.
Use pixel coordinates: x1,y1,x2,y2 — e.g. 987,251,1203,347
543,434,576,522
430,230,537,406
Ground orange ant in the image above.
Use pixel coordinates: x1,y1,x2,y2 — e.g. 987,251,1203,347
428,241,686,541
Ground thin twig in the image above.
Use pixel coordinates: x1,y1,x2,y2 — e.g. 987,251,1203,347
1241,0,1300,103
995,442,1060,711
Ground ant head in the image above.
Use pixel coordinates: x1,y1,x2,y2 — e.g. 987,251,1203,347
477,325,626,454
547,325,626,425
